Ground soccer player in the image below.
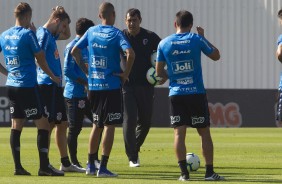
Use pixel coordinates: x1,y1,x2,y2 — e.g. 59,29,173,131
71,2,135,177
155,10,225,181
122,8,161,167
36,6,83,173
0,2,63,176
63,18,95,170
276,9,282,125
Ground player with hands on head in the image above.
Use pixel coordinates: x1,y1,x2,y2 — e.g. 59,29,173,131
36,5,84,174
156,10,224,181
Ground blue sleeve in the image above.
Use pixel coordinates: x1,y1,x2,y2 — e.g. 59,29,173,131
118,31,131,51
277,35,282,45
156,42,166,63
37,31,50,52
75,30,89,49
63,47,79,81
198,35,214,56
27,31,41,54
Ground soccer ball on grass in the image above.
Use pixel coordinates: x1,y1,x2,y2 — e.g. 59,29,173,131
186,153,200,171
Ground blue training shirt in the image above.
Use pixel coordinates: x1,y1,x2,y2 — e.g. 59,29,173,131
63,36,88,98
74,24,131,91
157,32,214,96
36,27,62,86
0,26,41,87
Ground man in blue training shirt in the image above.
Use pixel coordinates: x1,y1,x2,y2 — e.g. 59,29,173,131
71,2,135,177
0,2,62,176
156,10,224,181
36,6,83,173
63,18,95,170
276,9,282,127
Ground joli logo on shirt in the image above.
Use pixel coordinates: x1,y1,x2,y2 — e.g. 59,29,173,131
6,56,19,65
172,60,193,74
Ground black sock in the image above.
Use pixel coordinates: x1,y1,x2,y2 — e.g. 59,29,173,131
178,160,189,176
37,129,49,170
205,164,214,177
61,156,71,167
10,129,22,169
88,153,95,165
100,155,109,168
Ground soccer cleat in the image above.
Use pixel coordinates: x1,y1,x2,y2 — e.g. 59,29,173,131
38,164,65,176
178,174,190,181
97,167,118,177
205,173,225,181
60,164,85,173
94,159,100,169
86,162,96,175
129,158,140,167
14,167,31,175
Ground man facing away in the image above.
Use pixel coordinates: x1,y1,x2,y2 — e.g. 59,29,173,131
71,2,135,177
156,10,225,181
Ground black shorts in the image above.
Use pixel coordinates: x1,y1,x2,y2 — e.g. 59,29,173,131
88,89,122,128
7,86,45,120
169,94,210,128
276,89,282,121
38,84,67,123
65,97,93,128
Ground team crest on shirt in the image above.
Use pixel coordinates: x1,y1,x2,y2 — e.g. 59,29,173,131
57,112,62,121
78,100,85,109
143,38,148,45
54,49,60,60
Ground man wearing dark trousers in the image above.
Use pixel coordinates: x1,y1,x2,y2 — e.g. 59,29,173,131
122,8,161,167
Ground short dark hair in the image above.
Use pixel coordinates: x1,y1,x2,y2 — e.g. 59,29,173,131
50,6,71,24
14,2,32,19
278,9,282,19
175,10,193,28
99,2,115,19
126,8,141,20
76,18,94,35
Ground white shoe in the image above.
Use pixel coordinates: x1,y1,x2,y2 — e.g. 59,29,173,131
129,158,140,167
60,164,85,173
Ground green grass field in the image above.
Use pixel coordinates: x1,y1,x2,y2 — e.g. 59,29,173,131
0,127,281,184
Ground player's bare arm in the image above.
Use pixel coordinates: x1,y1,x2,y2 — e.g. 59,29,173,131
35,50,60,84
115,48,135,85
276,44,282,62
156,61,168,85
71,46,88,76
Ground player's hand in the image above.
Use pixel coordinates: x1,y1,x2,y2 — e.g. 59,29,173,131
50,76,61,85
29,22,36,33
158,76,168,85
113,72,129,85
196,26,205,37
53,6,64,11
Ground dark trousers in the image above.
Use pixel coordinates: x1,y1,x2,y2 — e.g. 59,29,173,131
122,85,154,161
